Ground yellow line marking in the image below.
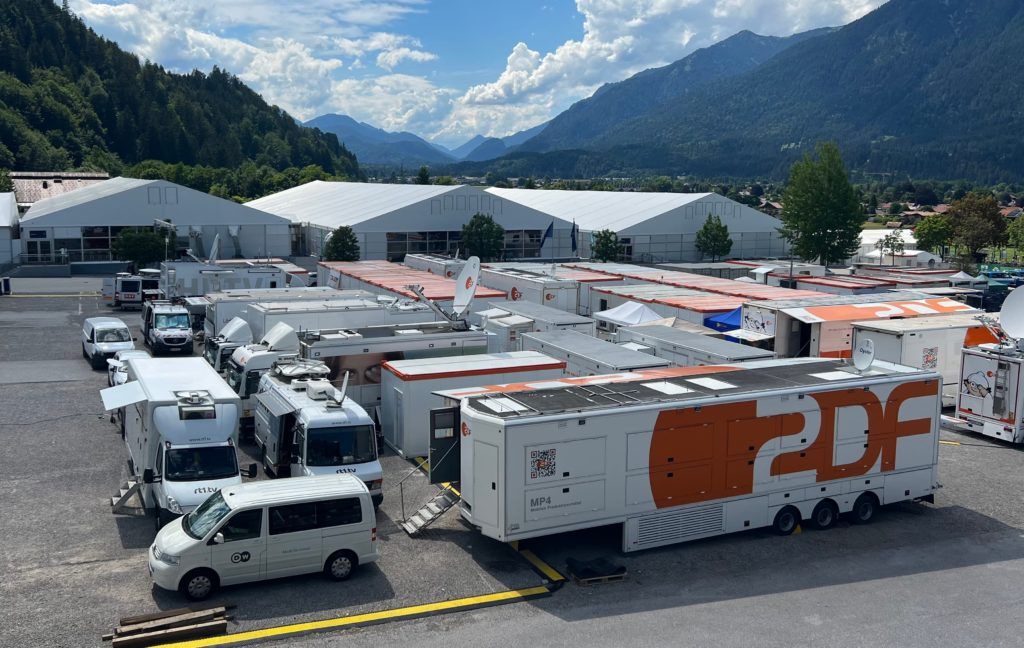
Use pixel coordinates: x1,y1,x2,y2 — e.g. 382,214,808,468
156,585,551,648
518,548,565,583
441,482,461,497
5,293,100,298
939,440,961,446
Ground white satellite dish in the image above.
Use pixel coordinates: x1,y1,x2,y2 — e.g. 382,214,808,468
853,337,875,372
998,286,1024,339
452,256,481,319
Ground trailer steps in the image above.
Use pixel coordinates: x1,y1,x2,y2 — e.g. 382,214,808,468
111,478,143,514
400,488,460,536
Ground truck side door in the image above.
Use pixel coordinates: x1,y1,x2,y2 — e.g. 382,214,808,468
210,508,265,586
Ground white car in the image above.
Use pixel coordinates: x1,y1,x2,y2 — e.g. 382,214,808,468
82,317,135,369
106,349,152,386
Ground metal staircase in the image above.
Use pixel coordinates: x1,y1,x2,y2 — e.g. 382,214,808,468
400,487,460,536
111,477,144,514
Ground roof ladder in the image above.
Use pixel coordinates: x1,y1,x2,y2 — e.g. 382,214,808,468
400,486,460,536
110,477,144,514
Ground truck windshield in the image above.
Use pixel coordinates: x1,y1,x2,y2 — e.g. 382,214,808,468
119,280,140,292
183,491,231,539
156,313,190,329
203,339,218,365
225,361,244,393
96,328,131,343
307,425,376,466
165,446,238,481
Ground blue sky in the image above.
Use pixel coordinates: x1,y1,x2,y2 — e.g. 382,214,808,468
69,0,886,147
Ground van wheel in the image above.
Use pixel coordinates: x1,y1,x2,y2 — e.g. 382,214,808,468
179,569,219,601
90,354,104,370
850,492,878,525
324,550,358,581
811,500,839,530
772,506,800,535
82,343,88,359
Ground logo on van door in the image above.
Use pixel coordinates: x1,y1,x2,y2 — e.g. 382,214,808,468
231,551,251,563
336,468,357,473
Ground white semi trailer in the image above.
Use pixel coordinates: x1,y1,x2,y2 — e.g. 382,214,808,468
241,299,436,342
203,287,373,338
425,357,942,551
100,357,256,529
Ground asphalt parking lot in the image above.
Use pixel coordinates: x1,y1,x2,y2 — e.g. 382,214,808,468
1,277,1023,648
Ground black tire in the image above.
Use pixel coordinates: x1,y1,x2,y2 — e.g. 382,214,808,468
90,353,105,370
324,550,358,581
179,569,219,601
850,492,878,525
155,508,174,532
772,506,800,535
811,500,839,530
82,343,88,359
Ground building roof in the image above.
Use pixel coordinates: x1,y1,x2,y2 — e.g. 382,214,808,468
486,187,713,231
382,351,566,381
10,171,109,207
21,177,286,226
245,180,460,228
321,260,506,301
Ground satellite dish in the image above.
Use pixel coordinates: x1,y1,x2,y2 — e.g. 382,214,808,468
853,337,875,372
452,256,481,319
998,286,1024,339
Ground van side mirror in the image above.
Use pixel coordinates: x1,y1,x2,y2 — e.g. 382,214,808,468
212,532,224,545
290,454,301,464
246,463,258,478
143,468,155,484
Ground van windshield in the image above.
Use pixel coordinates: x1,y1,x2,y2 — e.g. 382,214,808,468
184,491,231,539
155,313,190,329
307,425,376,466
119,280,140,292
165,446,238,481
96,328,131,343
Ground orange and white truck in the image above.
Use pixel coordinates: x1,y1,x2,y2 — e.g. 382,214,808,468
429,357,942,551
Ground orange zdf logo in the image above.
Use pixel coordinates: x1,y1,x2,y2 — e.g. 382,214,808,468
510,286,522,301
647,380,938,508
465,277,474,289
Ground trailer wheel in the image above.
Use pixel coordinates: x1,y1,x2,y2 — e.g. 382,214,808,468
179,569,219,601
324,550,358,581
850,492,878,525
772,506,800,535
811,500,839,530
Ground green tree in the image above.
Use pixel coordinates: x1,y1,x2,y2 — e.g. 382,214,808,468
461,213,505,261
433,175,454,186
415,165,431,185
876,228,905,265
112,229,166,269
887,202,905,216
694,215,733,261
950,193,1006,259
322,226,361,262
913,214,953,254
780,142,865,265
591,229,622,262
1006,216,1024,262
0,168,12,192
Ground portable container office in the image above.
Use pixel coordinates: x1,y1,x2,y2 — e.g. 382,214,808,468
589,284,746,326
429,357,942,552
403,254,466,278
616,324,775,366
488,263,626,315
480,267,582,313
853,313,998,406
739,292,977,358
475,300,597,336
380,351,566,458
484,315,535,353
241,298,436,341
204,287,372,337
520,330,671,376
317,260,505,313
298,321,494,417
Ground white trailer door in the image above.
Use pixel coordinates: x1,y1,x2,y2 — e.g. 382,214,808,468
473,442,499,527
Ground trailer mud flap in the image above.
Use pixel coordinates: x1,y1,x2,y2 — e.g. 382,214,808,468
428,406,461,485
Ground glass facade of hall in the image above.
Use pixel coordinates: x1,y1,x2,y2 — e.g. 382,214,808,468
385,229,542,262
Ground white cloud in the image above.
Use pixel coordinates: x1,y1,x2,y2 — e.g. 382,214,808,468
70,0,888,148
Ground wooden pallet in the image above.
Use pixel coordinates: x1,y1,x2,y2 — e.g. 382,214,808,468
570,571,628,586
565,557,627,586
103,604,234,647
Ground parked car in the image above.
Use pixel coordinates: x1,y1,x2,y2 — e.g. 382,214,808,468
81,317,134,369
106,349,151,386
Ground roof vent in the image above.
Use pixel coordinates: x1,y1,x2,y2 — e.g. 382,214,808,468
304,379,335,401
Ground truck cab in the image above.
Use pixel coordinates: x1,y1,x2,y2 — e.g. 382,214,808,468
223,323,299,427
204,317,254,373
143,300,194,355
254,361,383,505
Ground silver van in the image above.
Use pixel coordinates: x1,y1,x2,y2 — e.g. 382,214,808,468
82,317,135,369
148,474,378,600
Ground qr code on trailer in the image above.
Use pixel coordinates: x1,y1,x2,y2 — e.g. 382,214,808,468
530,449,556,479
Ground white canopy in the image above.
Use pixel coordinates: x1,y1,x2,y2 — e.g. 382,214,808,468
949,271,975,281
594,301,664,327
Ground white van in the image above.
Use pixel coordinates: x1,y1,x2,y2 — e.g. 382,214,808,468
148,474,378,600
82,317,135,369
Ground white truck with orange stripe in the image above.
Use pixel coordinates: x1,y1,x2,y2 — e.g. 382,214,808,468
432,358,941,551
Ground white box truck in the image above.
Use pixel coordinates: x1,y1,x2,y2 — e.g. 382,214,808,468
852,313,999,407
161,260,287,299
241,299,437,342
253,361,384,505
100,357,256,529
403,254,466,278
379,351,567,459
428,357,942,551
480,267,582,313
520,330,671,376
957,344,1024,444
204,287,373,338
616,325,775,366
476,300,597,335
